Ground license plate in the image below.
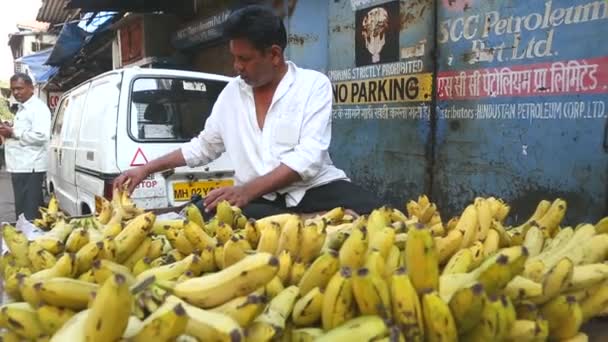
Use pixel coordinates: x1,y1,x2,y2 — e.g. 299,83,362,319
172,179,234,201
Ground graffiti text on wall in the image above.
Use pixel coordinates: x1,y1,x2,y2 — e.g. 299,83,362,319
439,100,606,120
332,104,430,120
437,57,608,99
439,0,608,63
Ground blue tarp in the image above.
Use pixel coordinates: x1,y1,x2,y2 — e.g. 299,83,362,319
15,49,58,83
45,23,90,66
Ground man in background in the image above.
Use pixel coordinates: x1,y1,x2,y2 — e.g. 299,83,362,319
0,73,51,220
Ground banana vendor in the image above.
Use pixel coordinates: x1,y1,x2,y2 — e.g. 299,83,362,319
114,5,381,219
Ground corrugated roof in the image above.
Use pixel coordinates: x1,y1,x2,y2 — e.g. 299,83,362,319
37,0,79,24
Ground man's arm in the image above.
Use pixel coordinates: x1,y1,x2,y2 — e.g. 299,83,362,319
12,104,50,146
203,163,301,210
114,149,187,193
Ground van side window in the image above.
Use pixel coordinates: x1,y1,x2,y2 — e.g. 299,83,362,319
52,98,69,136
128,77,227,142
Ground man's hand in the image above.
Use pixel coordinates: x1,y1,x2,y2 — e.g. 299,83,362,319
113,166,150,194
0,125,13,138
203,185,254,212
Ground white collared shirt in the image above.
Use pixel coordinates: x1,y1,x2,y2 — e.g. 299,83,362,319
4,96,51,173
181,61,349,207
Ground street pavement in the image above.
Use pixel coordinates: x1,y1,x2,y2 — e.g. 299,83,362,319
0,171,15,223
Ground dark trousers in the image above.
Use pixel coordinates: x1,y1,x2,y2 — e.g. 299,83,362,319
195,180,382,220
11,172,44,220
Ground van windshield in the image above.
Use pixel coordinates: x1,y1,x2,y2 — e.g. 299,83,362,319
129,76,227,142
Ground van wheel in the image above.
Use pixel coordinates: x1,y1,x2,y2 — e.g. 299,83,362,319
81,203,92,215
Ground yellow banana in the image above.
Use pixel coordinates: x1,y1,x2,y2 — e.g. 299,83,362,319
456,204,478,248
321,207,345,224
48,308,89,342
368,226,395,259
183,219,217,251
421,290,458,342
298,250,340,295
504,275,543,301
223,235,252,268
442,248,473,275
173,252,279,308
122,236,152,270
435,229,463,264
98,236,117,261
515,301,540,320
291,328,324,342
367,207,391,239
579,282,608,322
582,234,608,264
492,220,513,247
165,295,244,342
210,293,266,327
247,286,300,341
531,257,573,304
184,203,205,230
34,219,72,254
276,215,302,257
389,267,424,341
136,254,197,282
114,212,156,262
215,222,234,245
449,283,486,334
384,245,401,278
36,277,99,310
75,241,104,275
0,302,46,339
595,216,608,234
299,221,327,264
339,227,367,269
406,200,421,218
256,222,281,254
565,263,608,292
482,227,500,257
243,219,261,247
264,275,286,299
322,267,355,330
535,198,567,237
214,244,225,270
95,195,112,224
151,219,184,235
277,250,293,285
65,228,89,253
292,287,324,326
2,224,31,267
460,294,510,341
215,200,235,226
405,223,439,294
506,319,549,341
36,305,76,335
475,245,528,295
92,259,136,285
29,241,57,271
540,295,582,340
131,302,188,342
364,249,386,277
468,240,486,269
352,267,391,317
316,315,388,341
289,259,308,286
84,274,133,341
475,198,492,241
523,226,545,257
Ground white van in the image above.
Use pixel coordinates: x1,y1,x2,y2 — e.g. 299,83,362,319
47,68,235,216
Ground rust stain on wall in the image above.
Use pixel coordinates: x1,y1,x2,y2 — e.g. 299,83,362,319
400,0,432,30
288,33,319,46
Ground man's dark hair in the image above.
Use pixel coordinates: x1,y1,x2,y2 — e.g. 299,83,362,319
223,5,287,52
10,73,33,86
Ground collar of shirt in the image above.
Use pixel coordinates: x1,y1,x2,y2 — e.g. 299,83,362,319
18,96,37,111
237,61,296,107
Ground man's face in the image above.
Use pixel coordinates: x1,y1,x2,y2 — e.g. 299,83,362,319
10,79,34,103
230,38,277,88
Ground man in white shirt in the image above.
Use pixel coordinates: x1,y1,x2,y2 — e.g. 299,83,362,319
114,5,381,219
0,73,51,220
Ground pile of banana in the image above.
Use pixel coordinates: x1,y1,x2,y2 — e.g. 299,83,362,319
32,194,60,230
1,190,608,341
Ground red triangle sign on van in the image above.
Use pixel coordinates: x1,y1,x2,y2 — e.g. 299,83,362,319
130,147,149,166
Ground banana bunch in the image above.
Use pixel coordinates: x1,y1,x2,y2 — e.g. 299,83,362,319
2,192,607,341
33,193,61,230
